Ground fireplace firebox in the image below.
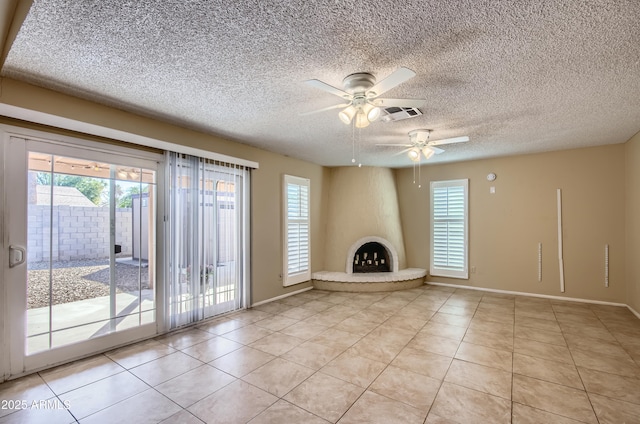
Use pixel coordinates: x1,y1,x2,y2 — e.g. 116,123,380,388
353,242,391,273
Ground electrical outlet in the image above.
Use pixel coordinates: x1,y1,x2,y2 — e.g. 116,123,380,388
471,266,476,274
490,186,496,194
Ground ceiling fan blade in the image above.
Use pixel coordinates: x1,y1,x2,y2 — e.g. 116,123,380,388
367,67,416,97
299,103,350,116
304,79,351,99
429,136,470,146
392,147,414,157
375,143,413,147
371,98,426,109
431,146,446,154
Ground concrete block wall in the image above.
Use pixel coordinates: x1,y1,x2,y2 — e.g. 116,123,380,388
27,205,133,262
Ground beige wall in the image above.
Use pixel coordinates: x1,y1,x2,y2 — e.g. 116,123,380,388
0,78,328,303
2,76,638,307
250,156,329,302
625,131,640,312
323,166,406,272
396,144,627,303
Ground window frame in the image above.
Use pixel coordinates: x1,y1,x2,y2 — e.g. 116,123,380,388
283,174,311,286
430,178,469,279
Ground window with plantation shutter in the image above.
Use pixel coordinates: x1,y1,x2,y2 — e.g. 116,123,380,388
430,179,469,279
283,175,310,286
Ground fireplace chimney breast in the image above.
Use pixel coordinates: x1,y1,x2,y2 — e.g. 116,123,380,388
324,166,406,272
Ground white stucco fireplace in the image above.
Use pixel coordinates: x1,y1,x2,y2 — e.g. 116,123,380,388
311,166,426,292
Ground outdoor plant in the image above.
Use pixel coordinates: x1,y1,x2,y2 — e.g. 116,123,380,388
182,264,216,291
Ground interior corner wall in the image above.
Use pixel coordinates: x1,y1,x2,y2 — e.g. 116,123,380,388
396,144,626,303
625,131,640,313
250,154,329,303
0,77,328,304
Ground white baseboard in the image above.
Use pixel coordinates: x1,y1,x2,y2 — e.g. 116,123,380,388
427,281,628,308
252,281,640,317
627,304,640,319
251,286,314,307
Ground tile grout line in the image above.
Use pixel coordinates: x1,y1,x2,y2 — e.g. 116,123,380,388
8,286,640,423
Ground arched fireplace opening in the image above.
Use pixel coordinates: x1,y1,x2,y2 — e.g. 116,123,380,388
353,242,391,273
346,236,399,274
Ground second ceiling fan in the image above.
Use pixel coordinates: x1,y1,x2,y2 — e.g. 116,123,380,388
301,67,426,128
378,130,470,162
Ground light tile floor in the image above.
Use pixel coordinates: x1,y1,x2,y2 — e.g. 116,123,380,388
2,285,640,423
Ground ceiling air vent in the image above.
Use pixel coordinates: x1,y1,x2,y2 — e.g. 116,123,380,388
379,106,423,122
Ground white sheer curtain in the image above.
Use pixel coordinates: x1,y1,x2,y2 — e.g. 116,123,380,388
166,152,250,329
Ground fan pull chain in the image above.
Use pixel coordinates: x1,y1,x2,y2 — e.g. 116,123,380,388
358,127,362,167
412,161,416,184
351,120,356,164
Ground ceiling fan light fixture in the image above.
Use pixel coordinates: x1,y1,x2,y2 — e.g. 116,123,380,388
355,110,370,128
304,67,424,130
338,105,357,124
408,148,421,162
422,147,436,159
363,103,381,122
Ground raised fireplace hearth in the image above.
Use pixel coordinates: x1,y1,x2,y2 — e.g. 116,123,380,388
311,268,426,291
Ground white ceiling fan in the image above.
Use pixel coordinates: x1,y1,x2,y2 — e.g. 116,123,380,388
301,67,426,128
377,129,470,162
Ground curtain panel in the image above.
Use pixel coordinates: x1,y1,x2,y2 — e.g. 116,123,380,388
165,152,250,329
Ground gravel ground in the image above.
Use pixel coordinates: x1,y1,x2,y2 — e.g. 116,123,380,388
27,259,150,309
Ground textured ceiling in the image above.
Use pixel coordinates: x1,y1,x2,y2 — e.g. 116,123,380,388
3,0,640,167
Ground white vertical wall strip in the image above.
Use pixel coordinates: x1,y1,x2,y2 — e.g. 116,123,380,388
557,189,565,293
538,242,542,282
605,244,609,287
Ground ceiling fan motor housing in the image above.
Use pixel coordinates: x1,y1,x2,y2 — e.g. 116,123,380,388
342,73,376,94
408,129,432,145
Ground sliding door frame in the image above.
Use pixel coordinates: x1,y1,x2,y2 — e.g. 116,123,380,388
0,119,255,380
0,125,166,379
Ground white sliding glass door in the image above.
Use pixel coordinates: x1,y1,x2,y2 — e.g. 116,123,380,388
3,135,162,376
167,153,250,329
